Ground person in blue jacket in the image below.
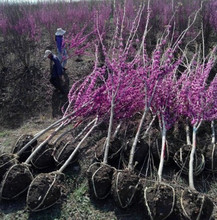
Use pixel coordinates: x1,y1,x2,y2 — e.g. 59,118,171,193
44,50,65,95
55,28,67,70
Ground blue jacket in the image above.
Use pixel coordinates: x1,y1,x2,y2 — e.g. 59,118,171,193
55,35,63,53
51,55,63,78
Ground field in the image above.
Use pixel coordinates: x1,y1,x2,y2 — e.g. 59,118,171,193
0,0,217,219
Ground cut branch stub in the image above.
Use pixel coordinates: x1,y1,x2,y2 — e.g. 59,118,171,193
144,183,175,220
180,189,213,220
87,162,114,200
12,134,38,162
0,163,33,200
111,169,142,209
26,172,63,212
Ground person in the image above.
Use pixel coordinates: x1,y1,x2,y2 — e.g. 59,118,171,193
55,28,67,70
44,50,65,95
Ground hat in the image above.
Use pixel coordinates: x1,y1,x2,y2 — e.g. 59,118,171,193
55,28,66,36
44,50,52,58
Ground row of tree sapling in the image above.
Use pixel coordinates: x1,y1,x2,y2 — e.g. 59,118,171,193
85,2,216,219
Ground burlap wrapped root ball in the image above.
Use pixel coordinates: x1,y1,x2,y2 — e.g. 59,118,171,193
27,172,63,212
0,163,33,200
180,189,213,220
0,153,18,182
144,183,175,220
87,162,114,199
111,170,142,208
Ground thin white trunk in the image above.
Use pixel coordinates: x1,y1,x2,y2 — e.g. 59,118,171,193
52,127,74,145
142,115,156,138
157,117,166,183
17,112,76,156
128,107,148,170
103,96,115,164
211,121,215,171
112,122,122,139
59,117,98,173
189,124,197,190
186,123,191,145
25,123,67,164
137,0,150,56
211,121,215,145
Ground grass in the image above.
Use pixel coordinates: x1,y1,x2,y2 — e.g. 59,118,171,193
0,130,10,138
0,129,15,153
62,180,116,220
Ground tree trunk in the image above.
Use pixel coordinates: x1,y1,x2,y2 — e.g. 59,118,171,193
157,117,166,183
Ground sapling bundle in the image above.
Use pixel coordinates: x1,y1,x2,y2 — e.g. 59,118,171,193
87,86,118,199
87,5,138,200
0,115,72,184
141,5,205,216
110,0,156,209
26,117,98,212
0,107,83,200
173,51,211,177
175,42,217,220
144,47,181,220
0,122,67,200
177,47,217,190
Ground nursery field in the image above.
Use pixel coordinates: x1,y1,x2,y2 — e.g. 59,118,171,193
0,119,148,220
1,116,217,219
1,0,217,219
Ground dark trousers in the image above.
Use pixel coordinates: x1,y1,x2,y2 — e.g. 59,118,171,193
50,77,65,94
